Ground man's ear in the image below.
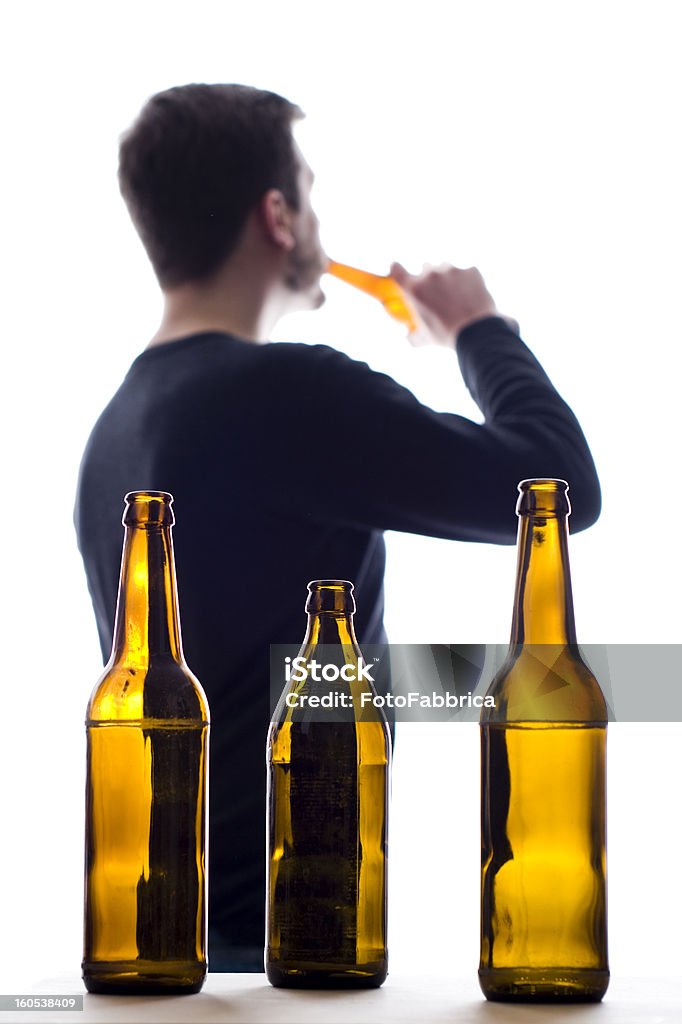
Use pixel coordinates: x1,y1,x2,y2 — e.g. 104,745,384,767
259,189,296,251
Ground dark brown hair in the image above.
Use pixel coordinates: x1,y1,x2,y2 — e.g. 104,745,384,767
119,83,302,287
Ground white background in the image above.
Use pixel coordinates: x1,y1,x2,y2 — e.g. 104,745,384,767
1,0,680,995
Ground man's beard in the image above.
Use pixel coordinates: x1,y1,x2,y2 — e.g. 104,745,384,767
284,239,326,309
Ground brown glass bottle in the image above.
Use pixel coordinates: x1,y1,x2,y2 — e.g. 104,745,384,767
83,492,209,995
327,259,419,332
479,479,608,1002
266,581,390,988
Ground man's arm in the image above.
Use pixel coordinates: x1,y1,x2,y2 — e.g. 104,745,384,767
262,266,600,541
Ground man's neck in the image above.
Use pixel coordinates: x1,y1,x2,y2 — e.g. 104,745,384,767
149,254,290,348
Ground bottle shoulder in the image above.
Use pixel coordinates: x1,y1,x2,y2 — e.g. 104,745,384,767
268,718,391,766
87,659,209,723
271,642,389,728
481,645,607,723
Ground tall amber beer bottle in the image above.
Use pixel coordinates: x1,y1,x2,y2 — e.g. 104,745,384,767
266,580,391,987
83,492,209,994
479,479,608,1002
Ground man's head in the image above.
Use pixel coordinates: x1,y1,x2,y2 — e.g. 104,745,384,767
119,83,325,305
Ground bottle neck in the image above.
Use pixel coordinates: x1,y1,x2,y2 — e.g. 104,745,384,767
303,612,359,647
510,512,577,646
109,522,184,667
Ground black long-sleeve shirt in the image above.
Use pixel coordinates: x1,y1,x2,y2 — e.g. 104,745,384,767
74,316,600,966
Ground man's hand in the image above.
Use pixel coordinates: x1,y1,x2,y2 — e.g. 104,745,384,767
391,262,501,348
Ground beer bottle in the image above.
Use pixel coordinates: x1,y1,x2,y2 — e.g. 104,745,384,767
83,491,209,994
479,479,609,1002
266,580,391,987
327,259,419,332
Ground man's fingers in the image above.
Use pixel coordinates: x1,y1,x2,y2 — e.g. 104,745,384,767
390,261,413,286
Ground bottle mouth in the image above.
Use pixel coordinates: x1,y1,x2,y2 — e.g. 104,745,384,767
516,478,571,516
306,579,356,614
123,490,175,526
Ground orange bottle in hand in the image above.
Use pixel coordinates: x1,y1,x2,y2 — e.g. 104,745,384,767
326,260,419,333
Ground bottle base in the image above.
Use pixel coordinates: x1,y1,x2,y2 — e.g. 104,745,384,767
266,958,387,989
82,959,206,995
479,967,609,1002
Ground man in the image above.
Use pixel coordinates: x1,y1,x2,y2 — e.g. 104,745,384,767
75,83,600,971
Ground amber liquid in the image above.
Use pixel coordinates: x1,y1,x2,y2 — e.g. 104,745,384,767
266,719,388,987
480,722,608,1002
83,720,208,994
327,259,419,332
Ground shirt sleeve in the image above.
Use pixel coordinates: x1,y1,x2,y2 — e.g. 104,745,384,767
262,317,601,543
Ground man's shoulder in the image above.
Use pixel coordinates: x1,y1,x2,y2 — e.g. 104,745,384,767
264,341,376,388
128,335,368,381
265,340,364,370
113,336,384,420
